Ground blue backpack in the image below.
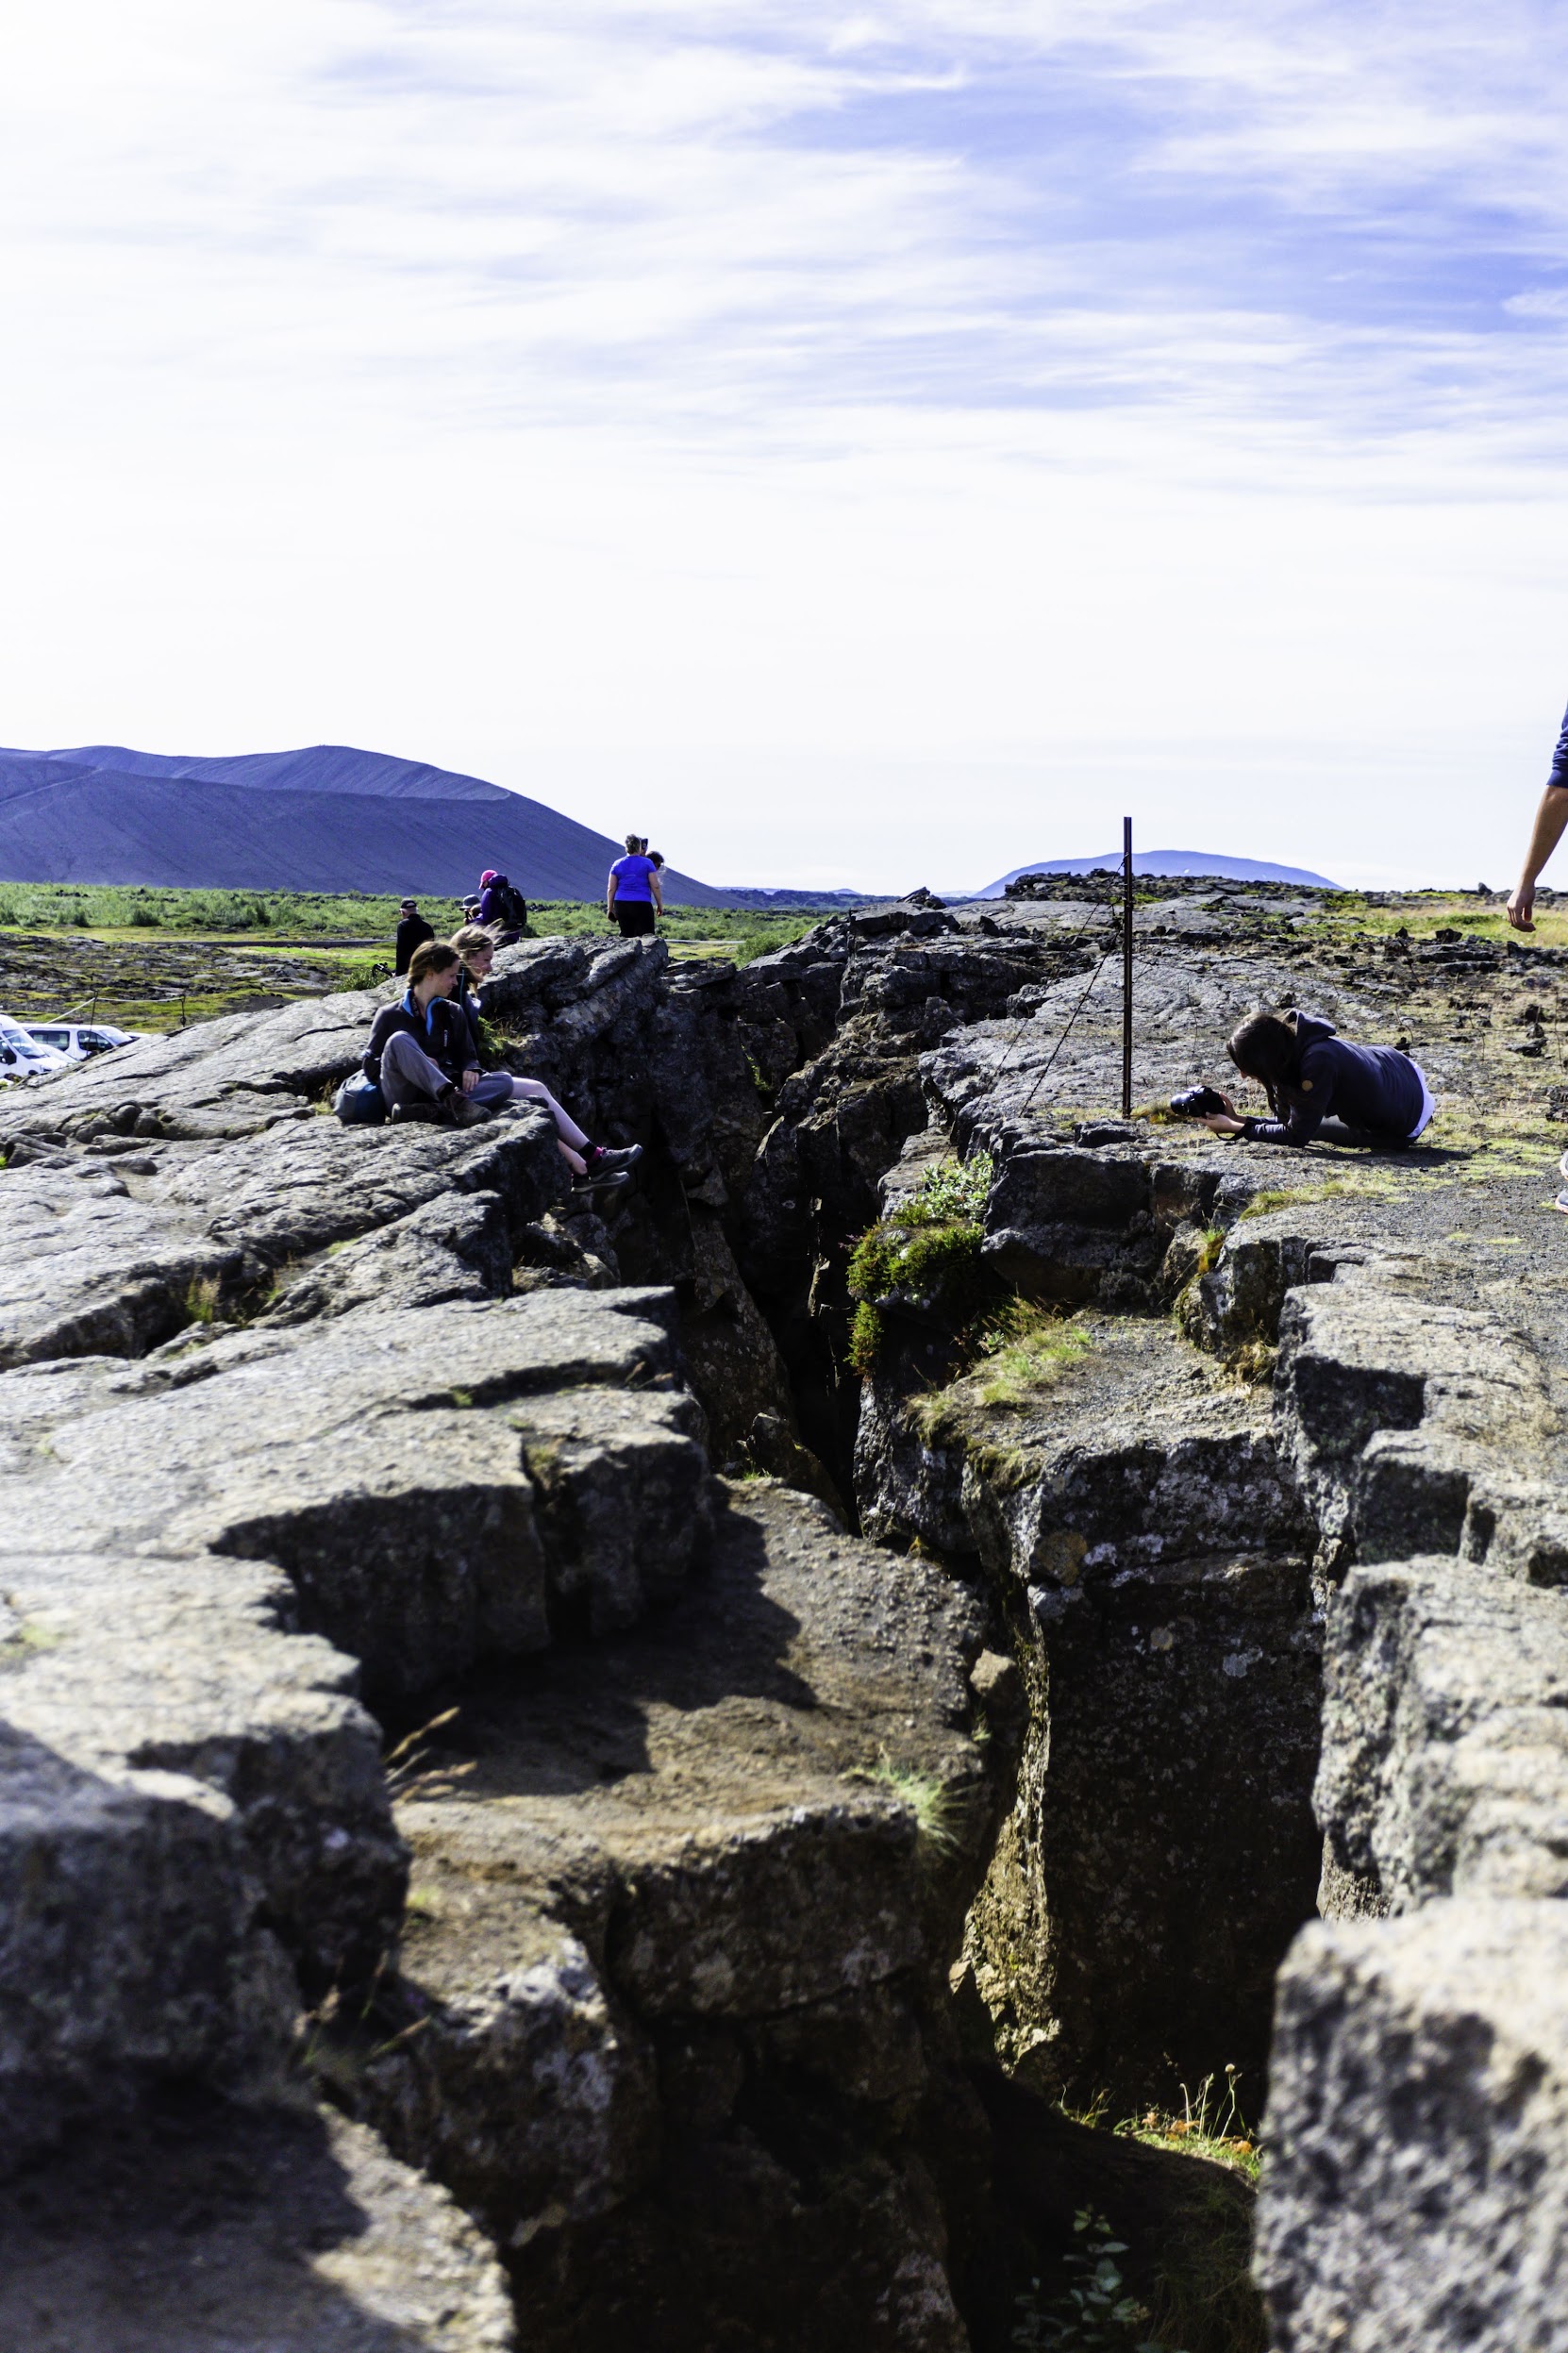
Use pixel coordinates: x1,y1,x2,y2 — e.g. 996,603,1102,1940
334,1073,387,1126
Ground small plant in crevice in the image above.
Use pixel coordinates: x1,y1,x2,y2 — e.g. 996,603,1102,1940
1125,2067,1259,2184
183,1274,223,1326
844,1212,988,1378
973,1300,1093,1410
847,1298,886,1376
902,1150,993,1227
1010,2209,1179,2351
853,1753,958,1853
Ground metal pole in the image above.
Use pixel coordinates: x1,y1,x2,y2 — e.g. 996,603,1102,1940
1121,814,1133,1115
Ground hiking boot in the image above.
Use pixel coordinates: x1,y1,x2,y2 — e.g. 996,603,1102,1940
390,1099,440,1125
572,1166,632,1202
589,1143,643,1174
438,1090,487,1129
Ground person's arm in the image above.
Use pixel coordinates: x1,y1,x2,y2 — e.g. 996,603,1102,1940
651,870,663,914
362,1006,390,1083
1206,1071,1327,1146
606,869,618,919
1508,786,1568,931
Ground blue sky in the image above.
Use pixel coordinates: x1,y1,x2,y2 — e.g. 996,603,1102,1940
4,1,1568,889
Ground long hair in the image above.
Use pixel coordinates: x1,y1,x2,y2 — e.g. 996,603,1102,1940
450,924,496,961
1226,1011,1299,1118
408,941,459,991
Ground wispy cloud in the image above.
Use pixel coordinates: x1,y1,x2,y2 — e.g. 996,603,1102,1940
2,2,1567,887
8,1,1568,456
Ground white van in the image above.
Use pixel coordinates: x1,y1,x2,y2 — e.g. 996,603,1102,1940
0,1017,71,1081
23,1021,149,1064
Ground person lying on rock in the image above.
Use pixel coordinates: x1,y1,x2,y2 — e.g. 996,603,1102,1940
1194,1010,1436,1149
363,941,642,1195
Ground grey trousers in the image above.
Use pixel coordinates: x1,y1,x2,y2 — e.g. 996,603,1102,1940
378,1034,591,1170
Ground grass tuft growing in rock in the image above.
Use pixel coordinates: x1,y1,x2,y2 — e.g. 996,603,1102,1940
856,1755,959,1852
974,1302,1094,1409
183,1275,222,1326
902,1151,993,1227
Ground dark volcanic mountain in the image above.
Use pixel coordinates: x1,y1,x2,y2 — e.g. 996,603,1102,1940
0,743,748,905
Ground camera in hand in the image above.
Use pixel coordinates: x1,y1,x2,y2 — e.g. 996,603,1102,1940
1169,1084,1229,1119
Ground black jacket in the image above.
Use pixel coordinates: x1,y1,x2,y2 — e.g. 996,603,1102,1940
394,914,434,974
362,993,477,1088
1241,1012,1425,1146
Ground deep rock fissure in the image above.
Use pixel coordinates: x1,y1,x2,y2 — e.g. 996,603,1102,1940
15,897,1562,2348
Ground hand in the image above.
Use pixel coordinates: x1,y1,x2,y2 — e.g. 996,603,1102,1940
1202,1112,1245,1135
461,1068,479,1094
1509,880,1537,932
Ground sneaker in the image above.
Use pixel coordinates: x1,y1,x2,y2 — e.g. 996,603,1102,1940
1556,1190,1568,1216
390,1100,440,1125
590,1143,643,1173
572,1166,632,1200
1560,1149,1568,1187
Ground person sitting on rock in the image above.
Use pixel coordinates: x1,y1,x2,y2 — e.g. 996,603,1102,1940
476,869,527,941
449,922,499,1065
606,834,661,937
1198,1010,1435,1148
364,942,640,1194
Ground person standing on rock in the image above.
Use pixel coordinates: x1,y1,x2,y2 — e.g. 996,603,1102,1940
606,835,661,937
393,897,434,975
364,941,640,1195
1507,703,1568,932
1195,1010,1435,1148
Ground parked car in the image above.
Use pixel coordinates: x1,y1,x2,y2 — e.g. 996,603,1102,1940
22,1021,151,1063
0,1016,72,1081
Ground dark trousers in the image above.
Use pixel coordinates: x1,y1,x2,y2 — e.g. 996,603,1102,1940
614,902,657,937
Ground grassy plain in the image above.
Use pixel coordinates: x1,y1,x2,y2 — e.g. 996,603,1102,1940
0,886,828,1034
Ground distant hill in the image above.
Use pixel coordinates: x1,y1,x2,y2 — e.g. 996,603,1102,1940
974,849,1341,895
0,743,847,908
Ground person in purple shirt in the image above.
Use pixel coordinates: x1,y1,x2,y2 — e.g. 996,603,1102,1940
607,834,662,937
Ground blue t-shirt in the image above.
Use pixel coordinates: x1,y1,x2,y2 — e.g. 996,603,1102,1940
610,854,656,903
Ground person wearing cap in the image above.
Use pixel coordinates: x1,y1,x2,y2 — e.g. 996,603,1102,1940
477,868,527,938
393,897,435,975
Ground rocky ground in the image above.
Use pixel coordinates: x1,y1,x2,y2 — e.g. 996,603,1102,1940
3,893,1568,2349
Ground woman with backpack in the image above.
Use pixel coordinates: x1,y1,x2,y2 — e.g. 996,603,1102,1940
1196,1010,1435,1147
363,940,639,1193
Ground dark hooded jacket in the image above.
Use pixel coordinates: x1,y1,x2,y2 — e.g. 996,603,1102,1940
1240,1011,1426,1146
362,992,477,1089
393,911,434,975
478,875,526,928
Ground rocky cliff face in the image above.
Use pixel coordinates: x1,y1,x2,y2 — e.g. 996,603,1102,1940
6,900,1568,2349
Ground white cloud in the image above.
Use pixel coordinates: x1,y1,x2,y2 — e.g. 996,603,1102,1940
2,1,1567,889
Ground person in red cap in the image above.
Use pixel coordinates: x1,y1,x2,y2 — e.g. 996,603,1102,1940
476,870,527,939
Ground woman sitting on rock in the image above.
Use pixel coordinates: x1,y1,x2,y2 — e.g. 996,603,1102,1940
1199,1010,1435,1148
363,941,640,1194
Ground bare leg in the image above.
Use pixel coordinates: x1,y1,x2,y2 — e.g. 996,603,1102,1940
510,1076,591,1176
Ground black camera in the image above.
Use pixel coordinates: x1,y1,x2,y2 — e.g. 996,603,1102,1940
1169,1085,1229,1119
